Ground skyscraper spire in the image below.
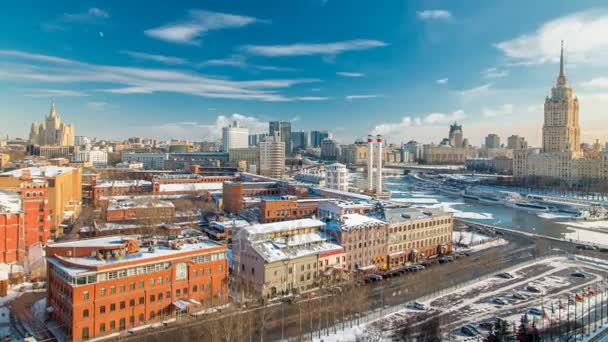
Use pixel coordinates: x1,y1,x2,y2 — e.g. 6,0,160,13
560,40,564,77
557,40,567,86
49,101,57,118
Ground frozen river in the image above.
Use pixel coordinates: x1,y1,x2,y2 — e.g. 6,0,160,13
379,175,608,246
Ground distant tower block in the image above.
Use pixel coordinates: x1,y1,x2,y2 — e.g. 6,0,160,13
367,134,374,191
376,134,383,193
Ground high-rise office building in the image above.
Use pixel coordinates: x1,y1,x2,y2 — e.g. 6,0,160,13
269,121,292,156
291,130,309,151
259,134,285,179
221,121,249,152
485,134,501,149
310,130,329,148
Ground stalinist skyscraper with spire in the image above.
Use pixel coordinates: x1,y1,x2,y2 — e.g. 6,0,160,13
513,42,607,183
542,41,581,154
29,102,75,146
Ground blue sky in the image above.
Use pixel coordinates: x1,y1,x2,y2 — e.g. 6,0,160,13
1,0,608,146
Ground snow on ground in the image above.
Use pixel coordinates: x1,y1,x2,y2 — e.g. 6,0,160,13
452,231,493,245
390,197,440,204
563,228,608,246
32,298,46,323
466,238,509,252
419,202,494,220
317,257,608,341
537,212,577,220
557,220,608,230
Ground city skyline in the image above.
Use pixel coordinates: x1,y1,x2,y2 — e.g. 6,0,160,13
1,1,608,146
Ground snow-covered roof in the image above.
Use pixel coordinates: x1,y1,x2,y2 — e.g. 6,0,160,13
95,180,152,188
251,231,341,263
244,218,325,235
209,219,250,231
311,186,373,200
50,236,139,248
326,213,386,232
0,190,20,213
340,214,385,229
48,237,224,271
158,182,223,192
107,197,174,211
0,166,76,178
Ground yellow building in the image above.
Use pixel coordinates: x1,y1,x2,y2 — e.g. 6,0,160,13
0,153,9,170
0,166,82,237
29,102,75,146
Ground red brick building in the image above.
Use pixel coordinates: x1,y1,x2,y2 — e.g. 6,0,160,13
104,198,175,222
222,181,283,214
259,198,319,223
46,236,229,342
92,180,153,203
0,180,51,263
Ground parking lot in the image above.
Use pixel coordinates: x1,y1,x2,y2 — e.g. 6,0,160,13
357,256,608,340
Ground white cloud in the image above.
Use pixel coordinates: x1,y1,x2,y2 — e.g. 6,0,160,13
481,104,514,118
345,94,383,100
436,78,448,84
294,96,329,101
242,39,388,57
145,10,262,45
495,9,608,65
373,110,467,141
86,101,110,110
0,49,321,102
423,110,467,124
417,10,452,21
483,68,508,78
199,54,296,71
460,83,492,100
63,7,109,22
141,113,268,140
120,50,187,65
580,77,608,89
23,88,89,97
336,71,364,77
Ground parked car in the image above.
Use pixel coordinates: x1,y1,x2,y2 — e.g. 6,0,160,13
491,297,508,305
412,301,427,310
512,292,529,300
439,256,454,263
496,272,515,279
526,285,542,293
461,325,480,336
527,307,543,316
414,264,426,271
571,272,586,278
368,275,383,282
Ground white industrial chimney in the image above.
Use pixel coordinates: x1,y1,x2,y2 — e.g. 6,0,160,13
376,135,383,194
367,135,374,191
